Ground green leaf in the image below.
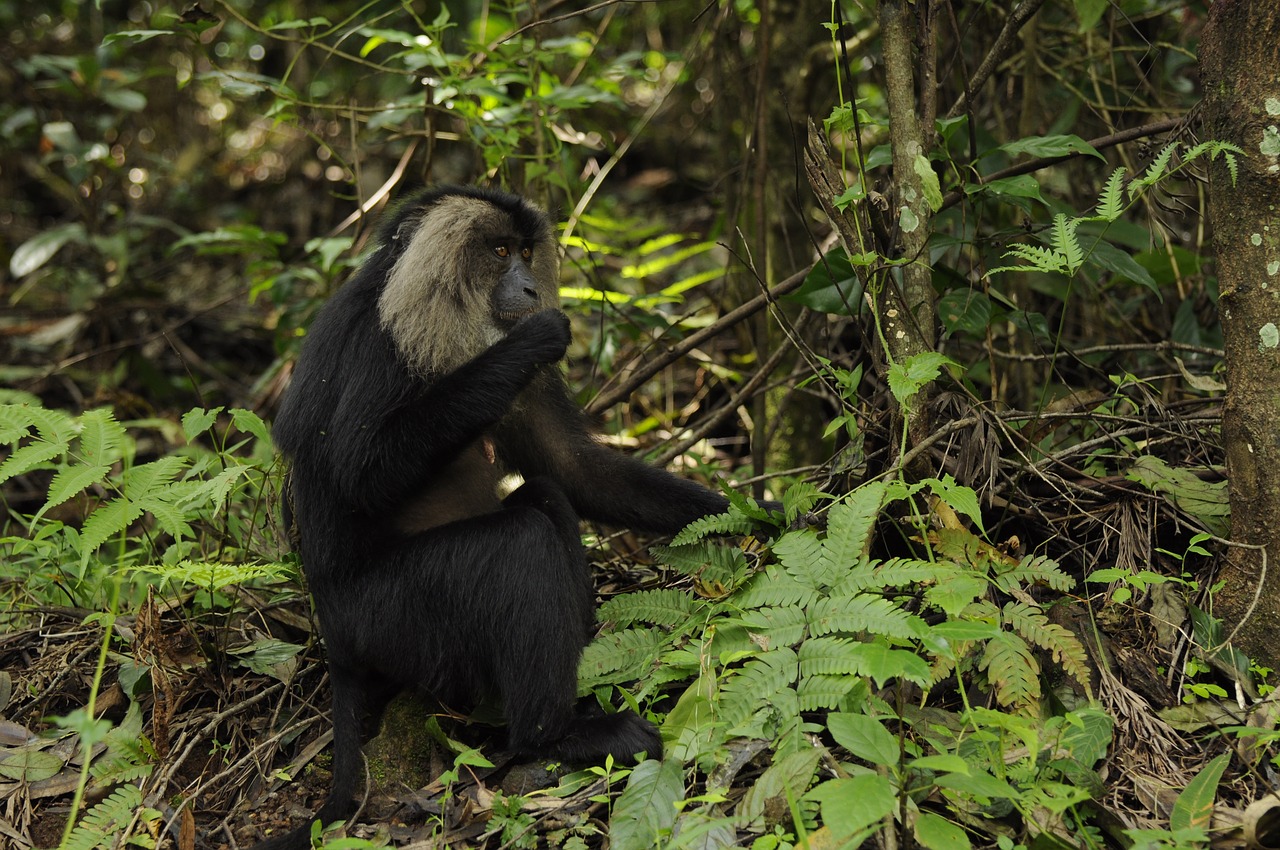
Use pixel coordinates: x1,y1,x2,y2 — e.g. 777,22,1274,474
1073,0,1108,31
787,249,868,315
934,769,1022,803
1170,752,1229,832
997,134,1104,161
908,754,970,774
808,774,896,838
1095,167,1126,220
231,408,272,445
966,174,1047,206
939,289,995,337
914,153,942,212
182,407,222,441
828,712,899,767
9,222,85,277
888,352,957,407
35,464,110,523
78,408,127,466
914,811,971,850
610,759,683,850
0,746,64,782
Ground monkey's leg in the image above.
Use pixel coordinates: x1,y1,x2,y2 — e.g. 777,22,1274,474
492,480,663,764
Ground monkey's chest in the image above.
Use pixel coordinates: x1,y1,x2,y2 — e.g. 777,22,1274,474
391,437,505,534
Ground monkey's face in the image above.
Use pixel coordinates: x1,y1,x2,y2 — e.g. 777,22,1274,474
378,191,560,375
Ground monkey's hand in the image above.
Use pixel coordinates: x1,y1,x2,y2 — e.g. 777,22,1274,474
511,309,571,365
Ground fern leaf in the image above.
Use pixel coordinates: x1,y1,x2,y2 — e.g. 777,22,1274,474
578,627,666,687
782,481,831,524
1050,214,1083,271
734,566,820,609
717,647,798,728
79,496,146,558
775,529,836,590
1095,167,1126,221
740,605,808,647
1222,148,1240,186
130,560,291,590
873,558,959,589
671,511,756,546
28,405,77,445
797,673,857,711
1138,142,1178,188
122,456,189,499
1001,601,1090,689
979,631,1041,710
826,481,886,566
77,408,127,466
798,635,863,676
651,541,748,582
993,554,1074,593
62,784,144,850
598,589,698,628
808,594,920,640
0,403,39,444
34,464,111,523
0,439,65,486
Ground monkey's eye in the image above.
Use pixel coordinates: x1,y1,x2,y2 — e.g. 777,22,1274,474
494,245,511,258
520,246,533,261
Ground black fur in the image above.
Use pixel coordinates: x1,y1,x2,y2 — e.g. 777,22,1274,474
254,187,729,849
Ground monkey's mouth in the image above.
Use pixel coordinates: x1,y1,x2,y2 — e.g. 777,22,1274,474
495,308,537,327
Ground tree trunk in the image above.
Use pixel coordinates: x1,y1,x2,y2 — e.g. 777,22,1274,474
1200,0,1280,669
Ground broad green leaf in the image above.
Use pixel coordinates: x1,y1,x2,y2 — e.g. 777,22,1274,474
939,289,995,337
736,748,821,830
231,408,272,445
808,774,896,838
10,223,85,277
1126,455,1230,536
888,352,957,407
914,811,971,850
934,769,1022,802
787,249,869,315
1060,708,1114,767
909,754,970,774
997,134,1104,161
1073,0,1108,31
0,746,64,782
828,712,899,767
914,153,942,212
966,174,1047,206
1170,752,1229,832
182,408,222,442
610,758,683,850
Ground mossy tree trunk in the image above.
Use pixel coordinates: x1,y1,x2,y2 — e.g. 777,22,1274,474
1200,0,1280,669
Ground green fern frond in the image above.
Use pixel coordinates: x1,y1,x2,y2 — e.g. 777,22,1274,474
130,560,291,590
121,456,189,499
775,529,837,590
873,558,959,589
1095,168,1126,221
1139,143,1178,190
671,511,756,546
734,566,820,609
598,588,699,628
0,438,66,487
992,553,1074,593
797,673,857,711
578,627,667,687
798,635,863,676
1220,146,1241,186
89,754,153,785
782,481,831,524
979,631,1041,710
808,594,920,640
717,647,799,728
1050,214,1083,271
61,784,154,850
826,481,886,566
80,497,147,559
651,541,748,582
1001,601,1090,688
77,408,128,467
34,464,111,524
740,605,808,646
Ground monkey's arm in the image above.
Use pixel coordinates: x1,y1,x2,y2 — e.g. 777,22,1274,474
307,310,571,517
499,371,731,535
